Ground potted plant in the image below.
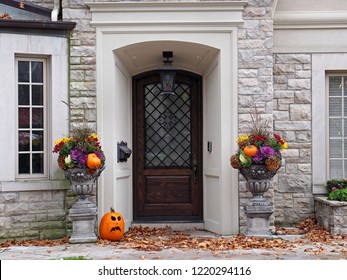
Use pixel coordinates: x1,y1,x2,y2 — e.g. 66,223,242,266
315,179,347,235
53,127,106,243
230,110,287,189
230,109,287,236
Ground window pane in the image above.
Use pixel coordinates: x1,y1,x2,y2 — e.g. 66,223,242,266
32,85,43,105
329,97,342,117
344,77,347,96
330,138,342,158
18,131,30,151
32,153,44,174
19,154,30,174
18,85,30,105
145,83,191,168
18,61,29,82
32,131,43,151
329,76,342,96
17,58,46,178
18,108,30,128
329,118,342,137
32,108,43,128
31,62,43,83
330,159,343,178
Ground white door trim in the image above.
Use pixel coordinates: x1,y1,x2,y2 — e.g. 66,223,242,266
89,1,245,235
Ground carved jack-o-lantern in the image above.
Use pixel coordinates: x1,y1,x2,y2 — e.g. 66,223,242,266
99,207,124,241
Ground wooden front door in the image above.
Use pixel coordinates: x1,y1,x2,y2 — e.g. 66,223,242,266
133,71,202,221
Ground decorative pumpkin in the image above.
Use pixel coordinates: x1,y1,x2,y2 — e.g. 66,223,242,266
243,145,258,157
99,207,124,241
87,153,102,169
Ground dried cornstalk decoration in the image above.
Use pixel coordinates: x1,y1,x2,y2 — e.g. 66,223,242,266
249,105,270,139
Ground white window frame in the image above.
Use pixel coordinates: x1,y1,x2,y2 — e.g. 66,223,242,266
327,73,347,179
15,57,48,179
312,53,347,194
0,33,69,192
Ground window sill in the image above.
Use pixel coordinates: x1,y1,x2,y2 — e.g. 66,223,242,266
313,184,328,195
0,179,69,192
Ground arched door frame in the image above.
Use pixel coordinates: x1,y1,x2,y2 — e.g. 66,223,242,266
89,1,244,234
132,69,203,222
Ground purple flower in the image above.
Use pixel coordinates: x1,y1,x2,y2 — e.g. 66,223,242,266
70,148,88,167
71,148,82,162
78,154,87,167
95,151,104,160
275,150,281,158
260,146,275,158
252,150,264,163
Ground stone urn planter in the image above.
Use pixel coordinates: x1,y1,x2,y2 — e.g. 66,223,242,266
240,164,278,236
229,110,287,236
64,166,105,243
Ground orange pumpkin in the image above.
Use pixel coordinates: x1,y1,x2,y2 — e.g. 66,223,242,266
87,153,102,169
99,207,124,241
243,145,258,157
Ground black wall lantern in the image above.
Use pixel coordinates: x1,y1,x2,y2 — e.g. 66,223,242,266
160,51,176,95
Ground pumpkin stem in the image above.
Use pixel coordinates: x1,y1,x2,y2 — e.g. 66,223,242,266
110,207,115,212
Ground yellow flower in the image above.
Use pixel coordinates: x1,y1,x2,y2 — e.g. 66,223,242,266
54,137,72,145
282,142,288,149
88,133,98,141
236,134,249,143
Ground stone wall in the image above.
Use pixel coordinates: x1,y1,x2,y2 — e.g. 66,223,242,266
0,190,68,241
62,0,97,132
273,53,314,226
55,0,314,232
238,0,275,233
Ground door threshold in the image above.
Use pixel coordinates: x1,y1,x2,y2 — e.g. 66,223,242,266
131,222,204,231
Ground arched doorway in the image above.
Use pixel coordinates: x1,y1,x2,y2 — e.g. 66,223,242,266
90,0,244,234
133,70,203,221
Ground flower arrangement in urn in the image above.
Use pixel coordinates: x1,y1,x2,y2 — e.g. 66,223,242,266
53,127,105,172
230,109,288,172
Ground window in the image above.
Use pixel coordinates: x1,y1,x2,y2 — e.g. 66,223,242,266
328,75,347,178
16,58,47,178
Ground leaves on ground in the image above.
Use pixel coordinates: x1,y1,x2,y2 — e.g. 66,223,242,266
0,237,69,248
295,217,347,244
1,218,346,254
100,227,296,252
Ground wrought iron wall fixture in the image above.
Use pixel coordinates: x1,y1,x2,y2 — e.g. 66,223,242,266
117,141,132,162
160,51,176,95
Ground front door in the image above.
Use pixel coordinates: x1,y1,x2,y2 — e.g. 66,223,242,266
133,70,202,221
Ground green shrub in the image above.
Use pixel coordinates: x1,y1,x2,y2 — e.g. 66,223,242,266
327,188,347,201
326,179,347,193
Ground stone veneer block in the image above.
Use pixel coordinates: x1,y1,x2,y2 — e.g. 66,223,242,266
314,197,347,235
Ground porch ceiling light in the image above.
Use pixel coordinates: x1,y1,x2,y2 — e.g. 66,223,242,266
160,51,176,95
